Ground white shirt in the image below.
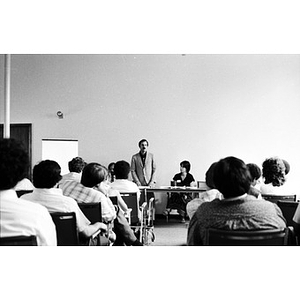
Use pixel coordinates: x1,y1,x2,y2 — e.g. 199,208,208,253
0,189,57,246
14,178,34,191
260,182,296,196
21,188,90,233
110,179,141,201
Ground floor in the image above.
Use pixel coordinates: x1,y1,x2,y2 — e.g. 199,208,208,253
150,215,189,246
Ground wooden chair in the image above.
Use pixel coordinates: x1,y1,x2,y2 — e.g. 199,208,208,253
0,235,37,246
206,228,289,246
120,193,139,225
50,212,79,246
262,194,296,204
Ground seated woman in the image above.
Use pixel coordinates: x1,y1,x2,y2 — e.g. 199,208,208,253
260,157,294,195
164,160,196,223
186,162,223,219
246,163,262,199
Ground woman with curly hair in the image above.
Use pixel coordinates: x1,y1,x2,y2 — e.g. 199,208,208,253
260,157,292,195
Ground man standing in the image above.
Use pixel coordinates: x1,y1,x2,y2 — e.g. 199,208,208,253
131,139,156,187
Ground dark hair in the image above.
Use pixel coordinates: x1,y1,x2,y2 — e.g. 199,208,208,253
0,138,29,190
33,160,62,188
108,162,115,172
180,160,191,173
68,157,86,173
262,157,286,186
213,156,251,198
114,160,130,179
81,163,107,188
282,159,290,175
246,163,262,181
205,162,217,189
138,139,149,147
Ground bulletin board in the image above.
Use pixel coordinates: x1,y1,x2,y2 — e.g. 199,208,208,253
42,139,78,175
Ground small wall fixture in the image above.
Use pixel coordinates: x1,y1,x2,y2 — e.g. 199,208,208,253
57,111,64,119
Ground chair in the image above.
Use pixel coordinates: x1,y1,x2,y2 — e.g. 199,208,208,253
206,228,288,246
78,202,102,223
0,235,37,246
277,201,299,226
50,212,79,246
109,196,132,224
262,194,296,204
120,193,139,225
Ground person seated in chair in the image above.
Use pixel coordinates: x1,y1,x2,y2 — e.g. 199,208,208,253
246,163,262,199
62,162,143,246
21,160,108,243
0,139,57,246
186,162,223,220
187,156,286,246
59,157,87,187
164,160,196,223
260,157,295,196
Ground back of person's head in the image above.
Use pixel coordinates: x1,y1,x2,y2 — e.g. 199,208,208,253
262,157,286,186
205,162,217,189
213,156,251,198
246,163,262,181
138,139,149,147
0,138,29,190
114,160,130,179
282,159,290,175
81,163,107,188
68,157,86,173
180,160,191,173
33,160,62,188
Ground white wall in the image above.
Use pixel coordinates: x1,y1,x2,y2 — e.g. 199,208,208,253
1,54,300,212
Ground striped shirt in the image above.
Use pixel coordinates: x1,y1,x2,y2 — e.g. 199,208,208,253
61,181,116,222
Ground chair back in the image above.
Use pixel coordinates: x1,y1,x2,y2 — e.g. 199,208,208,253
0,235,37,246
206,228,288,246
109,196,118,205
262,194,296,204
51,212,79,246
16,190,33,198
78,202,102,223
120,193,139,224
277,200,299,226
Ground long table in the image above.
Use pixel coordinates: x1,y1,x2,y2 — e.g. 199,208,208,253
139,186,207,203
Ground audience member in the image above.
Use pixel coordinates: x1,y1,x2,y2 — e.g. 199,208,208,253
282,159,290,175
131,139,156,187
14,177,34,191
108,162,116,182
186,162,223,219
21,160,107,242
0,139,57,246
62,162,143,246
164,160,196,223
260,157,293,195
187,156,286,246
246,163,262,199
110,160,141,202
59,156,87,187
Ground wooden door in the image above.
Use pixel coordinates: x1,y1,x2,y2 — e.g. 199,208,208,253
0,123,32,179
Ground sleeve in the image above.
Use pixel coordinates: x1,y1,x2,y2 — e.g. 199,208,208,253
35,206,57,246
187,214,203,246
100,193,117,222
150,154,156,183
131,155,141,185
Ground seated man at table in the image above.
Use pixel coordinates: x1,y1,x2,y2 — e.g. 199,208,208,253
0,139,57,246
21,160,108,243
62,162,143,246
187,156,286,246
